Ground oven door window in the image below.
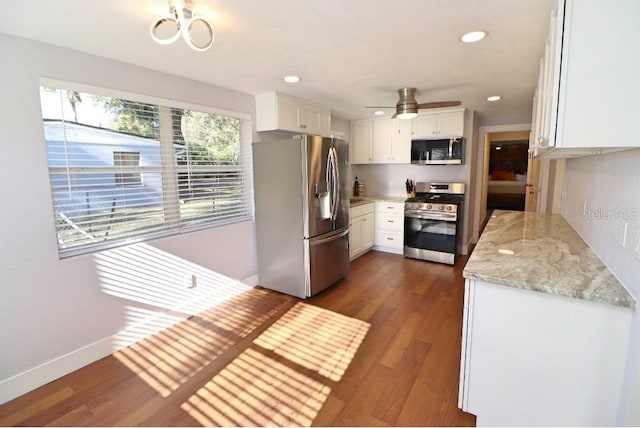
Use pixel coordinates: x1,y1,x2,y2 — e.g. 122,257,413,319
404,216,456,253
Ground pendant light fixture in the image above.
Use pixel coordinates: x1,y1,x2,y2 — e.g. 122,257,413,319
151,0,214,52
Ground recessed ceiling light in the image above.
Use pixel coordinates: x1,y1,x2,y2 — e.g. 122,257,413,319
487,95,501,102
461,31,486,43
374,110,385,116
283,75,300,83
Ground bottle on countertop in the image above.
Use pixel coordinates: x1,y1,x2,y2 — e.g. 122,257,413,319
353,176,359,196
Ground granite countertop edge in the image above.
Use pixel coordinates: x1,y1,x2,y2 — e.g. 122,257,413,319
350,195,406,207
464,210,635,310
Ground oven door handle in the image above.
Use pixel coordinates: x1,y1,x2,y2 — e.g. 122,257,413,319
404,210,457,221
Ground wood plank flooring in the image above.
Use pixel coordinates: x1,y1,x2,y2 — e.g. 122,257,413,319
0,250,476,426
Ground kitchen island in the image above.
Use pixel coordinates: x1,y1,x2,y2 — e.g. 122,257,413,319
458,210,635,426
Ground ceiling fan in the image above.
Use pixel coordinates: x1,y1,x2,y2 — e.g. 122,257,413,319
367,87,461,119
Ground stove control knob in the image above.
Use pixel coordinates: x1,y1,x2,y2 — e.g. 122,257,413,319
439,205,444,211
446,205,452,211
427,204,432,210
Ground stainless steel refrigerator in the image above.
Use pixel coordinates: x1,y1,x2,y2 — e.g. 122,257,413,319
252,135,350,298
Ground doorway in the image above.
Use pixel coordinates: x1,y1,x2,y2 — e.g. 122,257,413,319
480,131,536,225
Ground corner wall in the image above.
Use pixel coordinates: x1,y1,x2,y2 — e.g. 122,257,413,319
0,34,258,404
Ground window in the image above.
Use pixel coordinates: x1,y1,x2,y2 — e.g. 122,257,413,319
40,81,253,257
114,151,142,187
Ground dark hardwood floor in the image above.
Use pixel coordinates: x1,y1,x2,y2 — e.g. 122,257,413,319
0,250,476,426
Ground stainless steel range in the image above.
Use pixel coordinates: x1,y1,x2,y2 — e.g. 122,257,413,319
404,182,465,265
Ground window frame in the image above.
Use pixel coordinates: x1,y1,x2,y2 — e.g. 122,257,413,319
40,78,254,258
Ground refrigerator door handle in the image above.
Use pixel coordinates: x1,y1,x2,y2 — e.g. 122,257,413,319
310,228,349,246
326,146,338,221
332,147,340,220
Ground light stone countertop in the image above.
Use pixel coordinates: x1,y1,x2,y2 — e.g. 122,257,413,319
464,210,635,309
349,195,406,207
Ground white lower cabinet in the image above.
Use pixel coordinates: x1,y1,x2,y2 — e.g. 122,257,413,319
459,279,632,426
349,203,374,260
373,201,404,254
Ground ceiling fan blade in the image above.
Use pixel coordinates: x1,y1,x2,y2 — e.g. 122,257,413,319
365,106,394,109
417,101,462,109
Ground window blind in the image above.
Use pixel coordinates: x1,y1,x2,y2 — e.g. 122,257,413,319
40,85,253,257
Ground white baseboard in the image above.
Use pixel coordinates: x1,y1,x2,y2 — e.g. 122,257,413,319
0,273,259,405
0,336,115,405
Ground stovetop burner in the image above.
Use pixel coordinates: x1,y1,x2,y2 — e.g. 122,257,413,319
406,193,464,204
405,182,465,205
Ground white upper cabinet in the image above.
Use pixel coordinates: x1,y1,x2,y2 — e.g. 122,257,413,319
412,109,464,139
351,119,374,164
533,0,640,157
256,92,331,137
372,118,412,164
352,118,411,164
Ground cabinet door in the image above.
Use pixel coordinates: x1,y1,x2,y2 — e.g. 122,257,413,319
351,120,373,164
372,118,393,163
437,111,464,137
299,104,322,135
556,0,639,148
412,114,438,139
391,119,412,163
276,96,300,132
361,212,374,250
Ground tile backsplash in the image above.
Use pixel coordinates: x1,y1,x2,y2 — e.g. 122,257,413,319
561,147,640,425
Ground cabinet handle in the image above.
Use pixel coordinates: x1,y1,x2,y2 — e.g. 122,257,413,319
387,237,394,241
387,220,394,223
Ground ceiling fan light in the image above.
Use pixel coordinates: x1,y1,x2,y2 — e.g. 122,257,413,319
397,112,417,120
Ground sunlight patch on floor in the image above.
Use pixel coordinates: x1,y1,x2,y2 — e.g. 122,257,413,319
254,303,370,381
182,303,370,426
95,242,293,398
111,287,290,398
182,348,331,427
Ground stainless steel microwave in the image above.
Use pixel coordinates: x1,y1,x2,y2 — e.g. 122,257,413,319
411,137,464,165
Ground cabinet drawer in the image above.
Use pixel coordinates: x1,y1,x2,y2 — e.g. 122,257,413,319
350,202,374,218
375,201,404,214
374,229,403,249
375,213,403,232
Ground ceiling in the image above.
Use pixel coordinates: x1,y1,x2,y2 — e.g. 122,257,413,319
0,0,555,125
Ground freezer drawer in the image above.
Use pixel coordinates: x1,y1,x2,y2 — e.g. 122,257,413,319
305,228,349,297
